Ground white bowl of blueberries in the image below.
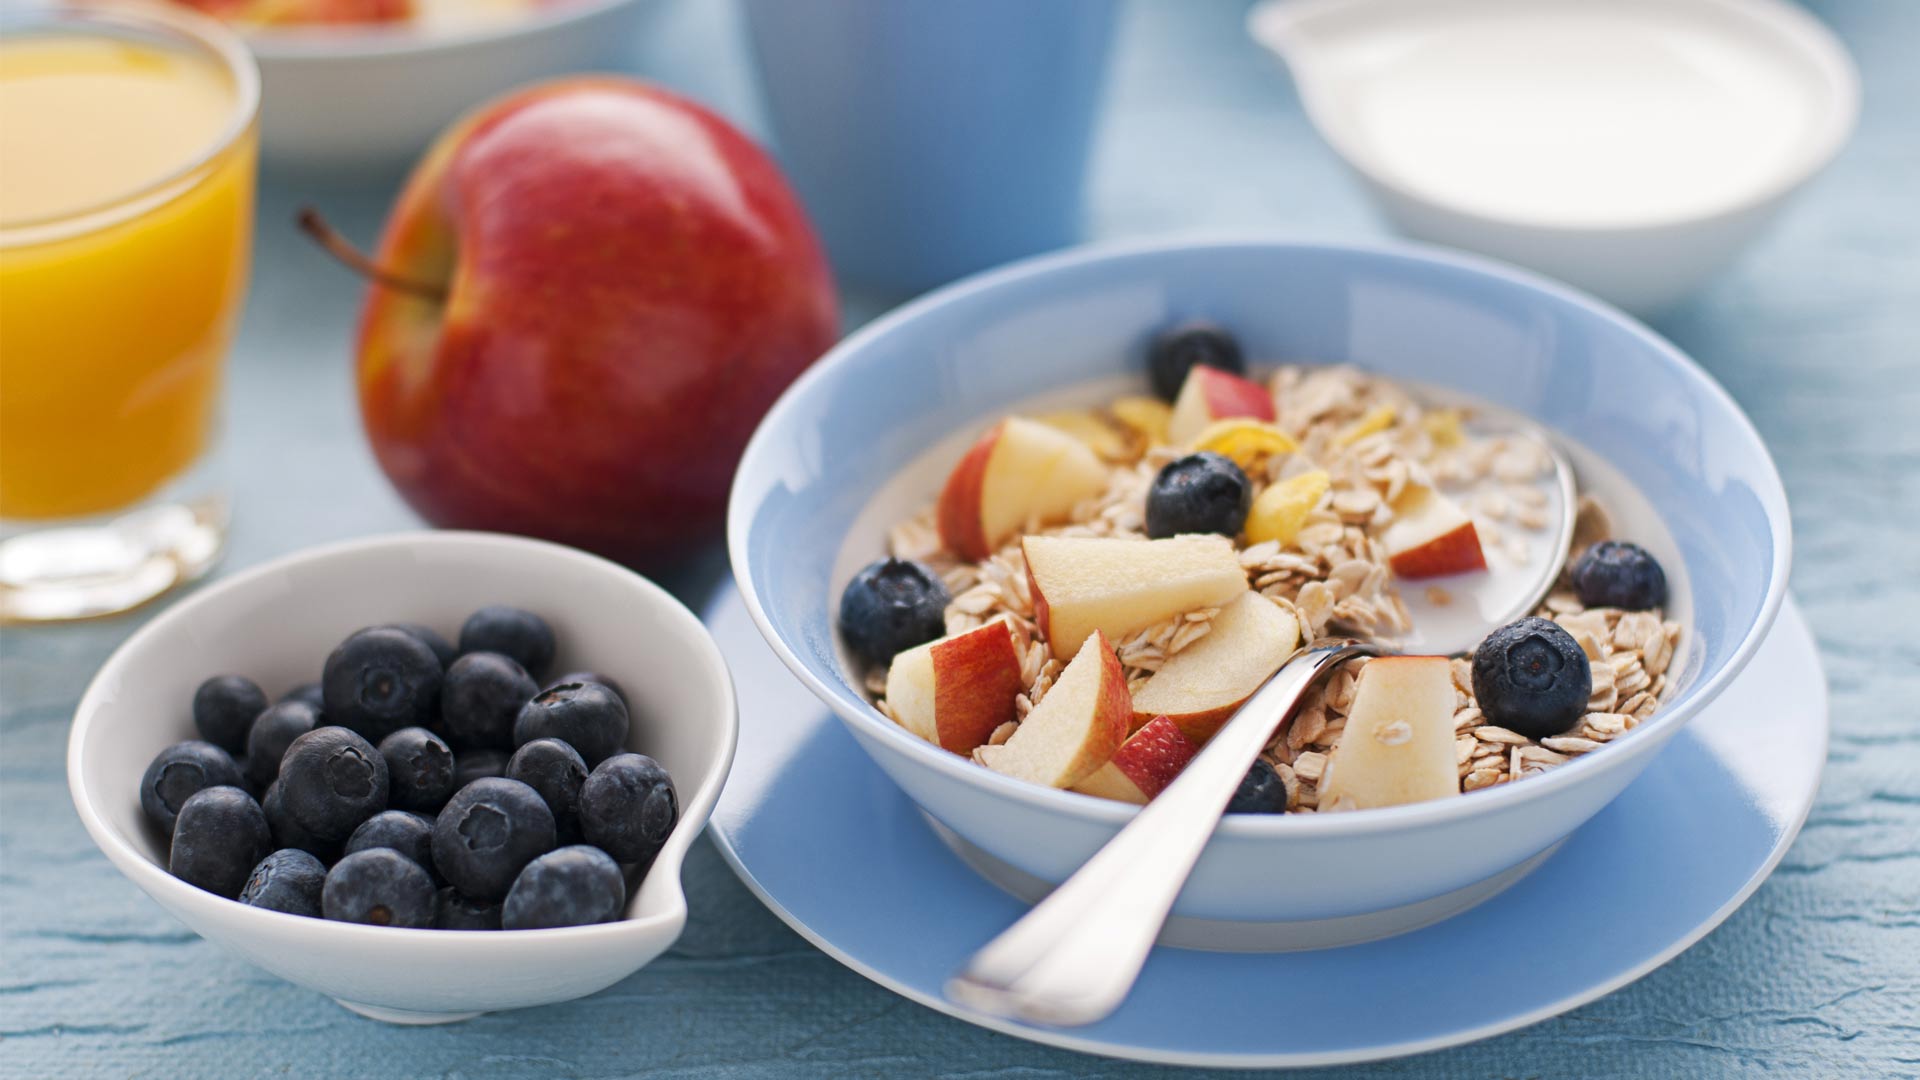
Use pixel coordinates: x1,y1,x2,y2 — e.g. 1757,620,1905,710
66,531,736,1024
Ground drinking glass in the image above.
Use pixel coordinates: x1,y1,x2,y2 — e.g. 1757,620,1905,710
0,3,259,621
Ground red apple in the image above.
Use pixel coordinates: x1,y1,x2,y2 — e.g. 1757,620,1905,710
1318,656,1459,810
1023,534,1248,658
936,417,1109,561
1167,366,1276,445
1381,487,1487,579
352,78,838,567
885,620,1025,756
975,632,1131,789
183,0,413,24
1128,592,1300,744
1071,714,1198,804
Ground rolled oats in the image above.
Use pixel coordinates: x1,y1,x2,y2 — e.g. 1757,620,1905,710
860,365,1682,807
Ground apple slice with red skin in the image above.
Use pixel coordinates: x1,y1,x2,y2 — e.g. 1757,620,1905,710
936,417,1110,561
885,619,1025,756
975,632,1131,790
1381,486,1488,579
1318,656,1460,810
1167,366,1277,445
1071,714,1199,804
1128,592,1301,745
1024,534,1248,659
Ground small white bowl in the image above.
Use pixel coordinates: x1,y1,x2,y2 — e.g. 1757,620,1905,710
1249,0,1859,314
247,0,655,171
67,531,736,1024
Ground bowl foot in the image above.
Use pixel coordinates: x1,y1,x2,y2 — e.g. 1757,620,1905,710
333,999,484,1025
925,814,1561,952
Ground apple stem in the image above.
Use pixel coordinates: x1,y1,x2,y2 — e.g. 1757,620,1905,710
296,207,448,303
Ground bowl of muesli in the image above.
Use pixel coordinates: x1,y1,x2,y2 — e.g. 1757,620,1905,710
728,237,1789,939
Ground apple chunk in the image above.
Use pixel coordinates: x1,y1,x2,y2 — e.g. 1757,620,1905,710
1023,534,1248,658
937,417,1110,560
1167,366,1276,445
1128,592,1301,744
1317,656,1460,810
884,619,1024,756
1071,715,1198,804
976,632,1131,789
1381,486,1487,579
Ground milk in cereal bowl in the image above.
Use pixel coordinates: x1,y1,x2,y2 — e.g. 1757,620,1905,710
728,238,1787,939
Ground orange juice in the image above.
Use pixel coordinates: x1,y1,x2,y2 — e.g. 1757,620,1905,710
0,23,257,520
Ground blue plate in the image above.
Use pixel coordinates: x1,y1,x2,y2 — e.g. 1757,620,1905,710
703,585,1827,1068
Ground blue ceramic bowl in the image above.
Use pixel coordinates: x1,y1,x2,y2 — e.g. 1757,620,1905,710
728,238,1789,936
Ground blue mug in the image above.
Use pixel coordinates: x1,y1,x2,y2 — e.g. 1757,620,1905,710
743,0,1119,295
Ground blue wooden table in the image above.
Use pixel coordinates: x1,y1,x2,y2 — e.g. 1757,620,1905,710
3,1,1916,1076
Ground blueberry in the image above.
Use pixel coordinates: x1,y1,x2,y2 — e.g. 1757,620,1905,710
579,754,678,866
441,652,538,751
378,727,456,813
503,846,626,930
140,740,243,837
837,558,949,667
1147,322,1246,402
278,727,389,844
244,700,319,788
454,748,510,788
1226,759,1290,814
506,738,589,833
433,887,502,931
548,671,627,711
1571,541,1668,611
345,810,438,882
321,626,443,743
262,780,337,861
1472,617,1593,740
239,849,327,917
280,681,327,716
513,683,628,767
388,622,457,670
431,778,557,901
192,675,268,756
169,786,271,899
321,849,436,928
1146,452,1252,539
458,606,555,678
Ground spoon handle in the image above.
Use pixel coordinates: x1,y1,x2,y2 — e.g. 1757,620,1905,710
946,639,1382,1027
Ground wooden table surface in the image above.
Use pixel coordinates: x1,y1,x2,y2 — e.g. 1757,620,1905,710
3,1,1916,1076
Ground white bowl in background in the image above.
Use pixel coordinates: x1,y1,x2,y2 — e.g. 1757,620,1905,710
247,0,654,171
1249,0,1859,315
68,531,736,1024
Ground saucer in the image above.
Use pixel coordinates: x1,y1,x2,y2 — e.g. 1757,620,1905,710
702,585,1827,1068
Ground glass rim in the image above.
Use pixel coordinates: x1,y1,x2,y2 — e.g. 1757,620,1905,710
0,1,262,246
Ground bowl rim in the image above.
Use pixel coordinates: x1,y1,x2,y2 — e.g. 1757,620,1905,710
1247,0,1862,234
244,0,645,60
727,232,1792,840
67,529,738,944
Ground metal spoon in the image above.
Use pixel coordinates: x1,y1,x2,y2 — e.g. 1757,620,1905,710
946,433,1577,1028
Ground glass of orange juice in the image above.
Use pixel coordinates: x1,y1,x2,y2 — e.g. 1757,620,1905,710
0,2,259,622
